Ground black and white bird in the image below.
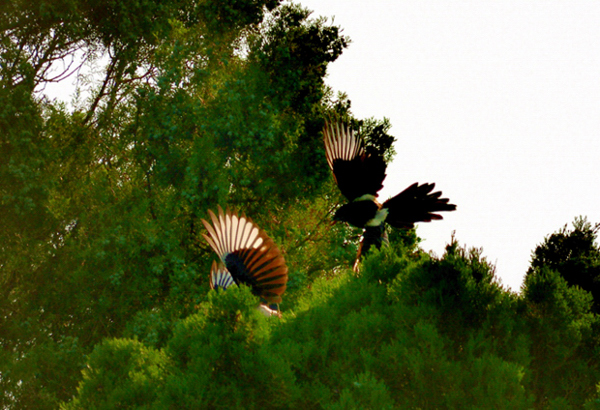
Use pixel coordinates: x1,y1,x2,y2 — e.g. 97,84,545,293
323,121,456,268
201,206,288,315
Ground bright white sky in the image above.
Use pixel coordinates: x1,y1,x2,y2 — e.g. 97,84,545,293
300,0,600,291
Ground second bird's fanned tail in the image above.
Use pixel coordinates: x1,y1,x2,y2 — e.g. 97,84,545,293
201,206,288,304
382,182,457,229
210,261,235,290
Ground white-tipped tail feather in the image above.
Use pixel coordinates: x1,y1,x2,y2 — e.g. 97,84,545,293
201,206,288,304
202,208,263,258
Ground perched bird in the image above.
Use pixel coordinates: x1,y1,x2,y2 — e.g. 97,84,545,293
201,206,288,315
323,121,456,268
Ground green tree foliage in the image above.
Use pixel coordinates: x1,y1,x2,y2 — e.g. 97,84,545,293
522,267,600,408
66,236,536,409
65,222,600,409
64,338,171,409
529,216,600,312
523,217,600,407
1,1,349,407
4,0,600,407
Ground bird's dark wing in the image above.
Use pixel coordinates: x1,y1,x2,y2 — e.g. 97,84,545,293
382,183,457,229
324,121,387,201
201,206,288,304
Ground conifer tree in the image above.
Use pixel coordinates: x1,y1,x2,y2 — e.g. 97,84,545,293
529,216,600,312
524,217,600,407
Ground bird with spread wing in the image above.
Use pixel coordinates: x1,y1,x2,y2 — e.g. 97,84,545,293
323,120,456,269
201,206,288,316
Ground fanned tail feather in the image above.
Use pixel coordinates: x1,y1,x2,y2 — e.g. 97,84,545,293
201,206,288,304
210,261,235,290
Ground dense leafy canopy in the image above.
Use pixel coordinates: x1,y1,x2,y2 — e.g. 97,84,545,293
2,0,600,408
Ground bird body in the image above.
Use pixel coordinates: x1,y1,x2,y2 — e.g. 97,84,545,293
353,225,389,272
333,198,382,227
201,206,288,306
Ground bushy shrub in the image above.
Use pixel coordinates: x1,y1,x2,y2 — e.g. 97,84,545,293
66,230,600,408
161,285,299,409
522,266,600,408
63,339,170,409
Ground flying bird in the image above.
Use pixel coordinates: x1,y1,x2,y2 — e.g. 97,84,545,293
323,121,456,268
201,206,288,315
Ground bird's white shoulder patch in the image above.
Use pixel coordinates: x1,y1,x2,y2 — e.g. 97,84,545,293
365,208,389,227
354,194,376,202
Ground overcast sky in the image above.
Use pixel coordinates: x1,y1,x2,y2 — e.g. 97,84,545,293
300,0,600,291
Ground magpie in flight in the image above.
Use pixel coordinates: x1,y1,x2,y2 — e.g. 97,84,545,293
323,121,456,267
202,206,288,315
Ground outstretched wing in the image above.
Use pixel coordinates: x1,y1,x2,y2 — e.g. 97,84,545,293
201,206,288,304
382,183,456,229
323,121,387,201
